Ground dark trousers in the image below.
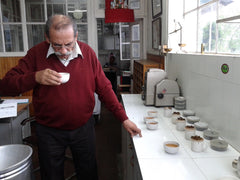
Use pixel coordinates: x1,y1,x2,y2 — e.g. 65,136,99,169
35,116,98,180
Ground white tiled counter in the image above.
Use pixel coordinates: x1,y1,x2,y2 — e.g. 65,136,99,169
121,94,240,180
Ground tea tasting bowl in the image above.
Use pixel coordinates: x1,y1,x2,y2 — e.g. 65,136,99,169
147,110,158,118
194,121,208,131
187,116,200,124
143,116,155,124
59,72,70,83
203,129,219,140
183,110,196,117
146,119,159,130
164,141,179,154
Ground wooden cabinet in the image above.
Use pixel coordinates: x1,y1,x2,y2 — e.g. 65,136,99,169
133,60,161,93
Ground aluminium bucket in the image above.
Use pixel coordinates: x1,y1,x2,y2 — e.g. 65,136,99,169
0,144,33,180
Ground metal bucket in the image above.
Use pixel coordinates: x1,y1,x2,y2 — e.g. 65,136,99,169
0,144,33,180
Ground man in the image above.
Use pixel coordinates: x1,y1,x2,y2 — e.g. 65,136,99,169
0,14,141,180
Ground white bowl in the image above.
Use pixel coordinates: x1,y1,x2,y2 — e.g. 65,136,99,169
164,141,179,154
59,72,70,83
144,116,155,123
146,120,158,130
147,110,158,118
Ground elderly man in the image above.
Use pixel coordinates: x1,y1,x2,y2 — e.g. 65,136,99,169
0,14,141,180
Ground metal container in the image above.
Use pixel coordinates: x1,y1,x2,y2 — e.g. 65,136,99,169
0,144,33,180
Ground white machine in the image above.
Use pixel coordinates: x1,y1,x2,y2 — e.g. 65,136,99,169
142,68,180,107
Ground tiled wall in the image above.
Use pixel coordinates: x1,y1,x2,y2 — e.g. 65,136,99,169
166,53,240,152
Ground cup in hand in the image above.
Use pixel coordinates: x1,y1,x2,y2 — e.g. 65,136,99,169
59,72,70,83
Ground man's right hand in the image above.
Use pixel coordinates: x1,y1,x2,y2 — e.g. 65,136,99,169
35,68,62,85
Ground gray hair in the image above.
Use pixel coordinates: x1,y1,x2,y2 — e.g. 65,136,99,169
45,14,78,39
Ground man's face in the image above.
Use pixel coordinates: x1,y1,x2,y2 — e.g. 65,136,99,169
46,26,77,60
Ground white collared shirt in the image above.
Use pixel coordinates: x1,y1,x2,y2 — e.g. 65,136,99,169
46,42,83,66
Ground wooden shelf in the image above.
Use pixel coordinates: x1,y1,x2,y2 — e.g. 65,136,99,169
133,60,161,94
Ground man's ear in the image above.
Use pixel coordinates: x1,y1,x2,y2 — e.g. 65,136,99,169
75,32,78,40
45,34,50,44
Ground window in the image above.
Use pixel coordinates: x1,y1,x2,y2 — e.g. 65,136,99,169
169,0,240,55
0,0,88,54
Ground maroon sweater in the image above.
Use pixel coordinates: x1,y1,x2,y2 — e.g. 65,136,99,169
0,41,128,130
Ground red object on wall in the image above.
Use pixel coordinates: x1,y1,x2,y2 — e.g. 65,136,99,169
105,0,135,23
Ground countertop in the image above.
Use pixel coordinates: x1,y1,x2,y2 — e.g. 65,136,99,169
122,94,240,180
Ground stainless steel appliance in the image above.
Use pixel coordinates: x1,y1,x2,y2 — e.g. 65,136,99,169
155,79,180,107
142,68,166,105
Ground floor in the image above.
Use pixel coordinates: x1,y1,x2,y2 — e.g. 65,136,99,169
31,105,122,180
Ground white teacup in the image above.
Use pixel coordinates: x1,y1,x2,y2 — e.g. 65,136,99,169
176,117,186,131
59,72,70,83
171,111,181,124
144,116,155,124
164,107,172,117
185,125,196,140
191,135,208,152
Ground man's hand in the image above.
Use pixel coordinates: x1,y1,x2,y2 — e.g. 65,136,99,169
123,119,142,138
35,68,62,85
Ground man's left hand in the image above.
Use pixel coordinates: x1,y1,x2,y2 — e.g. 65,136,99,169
122,119,142,138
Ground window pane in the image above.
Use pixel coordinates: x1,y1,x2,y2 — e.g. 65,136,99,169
99,0,105,9
184,11,197,52
184,0,197,12
218,0,240,19
198,3,217,53
121,26,130,42
0,26,3,52
129,0,140,9
68,0,87,23
77,24,88,44
217,23,240,54
199,0,212,6
3,25,23,52
1,0,21,22
47,1,66,17
27,25,45,49
25,0,45,22
122,44,130,60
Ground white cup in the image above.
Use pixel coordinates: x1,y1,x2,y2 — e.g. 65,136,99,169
143,116,155,124
147,110,158,118
185,125,196,140
176,117,186,131
164,107,172,117
59,72,70,83
191,136,208,152
171,112,181,124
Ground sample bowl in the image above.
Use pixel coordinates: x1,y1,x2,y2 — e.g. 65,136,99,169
59,72,70,83
146,120,159,130
164,141,179,154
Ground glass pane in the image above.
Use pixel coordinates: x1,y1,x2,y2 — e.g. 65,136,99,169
68,0,87,23
199,0,212,6
121,26,130,42
198,3,217,53
25,0,45,22
129,0,140,9
27,25,45,49
77,24,88,44
3,25,23,52
1,0,21,22
122,44,130,60
0,26,3,52
99,0,105,9
184,11,197,52
217,23,240,54
184,0,197,12
47,1,66,18
218,0,240,19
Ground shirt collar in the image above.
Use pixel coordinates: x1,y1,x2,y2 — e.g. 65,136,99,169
46,41,83,59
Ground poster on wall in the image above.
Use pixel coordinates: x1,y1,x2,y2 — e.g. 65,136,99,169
152,17,161,49
152,0,162,19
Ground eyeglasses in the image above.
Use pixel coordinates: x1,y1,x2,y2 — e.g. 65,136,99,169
51,41,75,50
